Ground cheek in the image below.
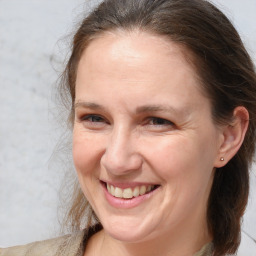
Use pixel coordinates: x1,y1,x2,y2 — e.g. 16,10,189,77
143,134,215,185
143,137,196,176
72,130,104,203
72,141,88,174
72,129,103,176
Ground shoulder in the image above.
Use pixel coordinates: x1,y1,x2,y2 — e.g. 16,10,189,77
0,230,85,256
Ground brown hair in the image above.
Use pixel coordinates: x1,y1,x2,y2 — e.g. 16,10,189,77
60,0,256,255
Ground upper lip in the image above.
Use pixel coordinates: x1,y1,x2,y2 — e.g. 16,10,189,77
100,180,159,189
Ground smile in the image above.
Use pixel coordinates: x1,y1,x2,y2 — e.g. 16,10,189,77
101,181,160,208
106,183,158,199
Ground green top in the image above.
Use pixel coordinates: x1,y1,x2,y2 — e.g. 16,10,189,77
194,243,213,256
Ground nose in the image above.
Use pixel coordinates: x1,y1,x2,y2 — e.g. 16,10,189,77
101,127,143,176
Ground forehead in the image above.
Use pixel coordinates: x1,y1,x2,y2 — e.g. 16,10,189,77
80,30,195,71
77,30,199,84
75,30,209,113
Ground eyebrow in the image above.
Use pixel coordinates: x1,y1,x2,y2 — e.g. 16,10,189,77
135,104,180,115
75,101,184,115
74,101,104,110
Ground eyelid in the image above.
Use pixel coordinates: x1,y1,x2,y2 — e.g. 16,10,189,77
78,114,110,129
82,114,105,122
141,117,177,133
146,117,174,125
76,112,176,131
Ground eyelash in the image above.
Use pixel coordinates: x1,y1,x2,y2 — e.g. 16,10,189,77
79,114,175,130
82,115,106,123
146,117,174,127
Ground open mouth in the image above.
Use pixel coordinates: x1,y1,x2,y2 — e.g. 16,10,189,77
102,181,160,199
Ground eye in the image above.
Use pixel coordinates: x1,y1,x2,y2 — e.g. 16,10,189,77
80,114,109,129
148,117,173,126
148,117,174,126
143,117,176,132
83,115,105,123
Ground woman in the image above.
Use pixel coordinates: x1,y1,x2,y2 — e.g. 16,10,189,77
1,0,256,255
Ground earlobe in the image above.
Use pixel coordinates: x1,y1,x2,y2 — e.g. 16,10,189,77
214,106,249,168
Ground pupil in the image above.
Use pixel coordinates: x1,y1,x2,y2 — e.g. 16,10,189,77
92,116,102,122
154,118,164,124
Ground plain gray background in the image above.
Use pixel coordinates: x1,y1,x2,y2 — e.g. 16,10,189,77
0,0,256,254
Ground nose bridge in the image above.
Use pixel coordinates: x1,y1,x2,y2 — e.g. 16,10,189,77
101,124,142,174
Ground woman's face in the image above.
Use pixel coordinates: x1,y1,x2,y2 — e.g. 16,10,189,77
73,31,223,242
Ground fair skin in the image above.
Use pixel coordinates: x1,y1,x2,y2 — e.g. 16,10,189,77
72,31,248,256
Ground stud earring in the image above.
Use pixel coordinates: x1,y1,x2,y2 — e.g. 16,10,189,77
220,157,224,161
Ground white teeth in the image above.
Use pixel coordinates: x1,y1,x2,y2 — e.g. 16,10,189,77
111,185,115,195
133,186,140,197
123,188,133,199
139,185,146,195
106,183,155,199
115,187,123,198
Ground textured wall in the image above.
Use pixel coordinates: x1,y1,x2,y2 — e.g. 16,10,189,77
0,0,256,254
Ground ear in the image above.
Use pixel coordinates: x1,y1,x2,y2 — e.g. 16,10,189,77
214,106,249,168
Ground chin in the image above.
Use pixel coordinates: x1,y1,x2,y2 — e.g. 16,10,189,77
99,216,158,243
105,228,150,243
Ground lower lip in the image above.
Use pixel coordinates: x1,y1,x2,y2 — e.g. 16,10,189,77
101,182,159,209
